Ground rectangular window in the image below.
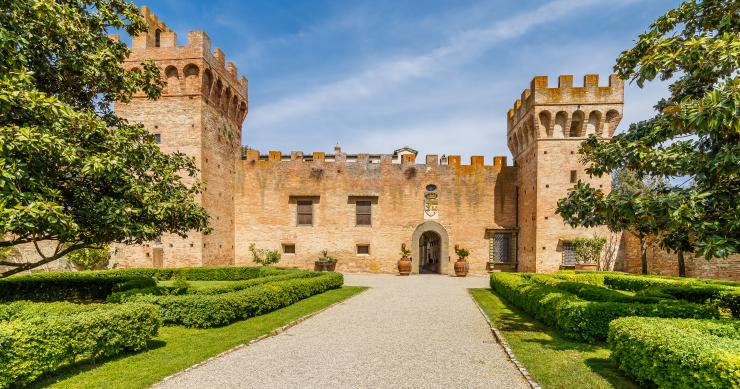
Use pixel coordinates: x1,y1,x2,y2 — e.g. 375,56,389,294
570,170,577,183
282,244,295,254
562,241,577,265
297,200,313,225
356,244,370,255
491,233,513,263
356,200,371,226
154,133,161,144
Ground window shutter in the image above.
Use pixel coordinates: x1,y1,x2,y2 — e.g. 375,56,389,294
356,200,371,225
297,200,313,225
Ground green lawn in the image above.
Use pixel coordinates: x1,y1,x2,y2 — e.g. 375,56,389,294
469,288,639,389
32,286,367,389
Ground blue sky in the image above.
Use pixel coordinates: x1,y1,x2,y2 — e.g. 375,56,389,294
141,0,680,159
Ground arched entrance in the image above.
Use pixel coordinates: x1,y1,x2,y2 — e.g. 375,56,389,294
419,231,441,273
411,221,449,275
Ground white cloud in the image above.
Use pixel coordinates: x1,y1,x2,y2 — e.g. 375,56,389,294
248,0,637,129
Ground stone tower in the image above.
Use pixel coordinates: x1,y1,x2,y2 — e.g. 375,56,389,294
112,7,248,267
507,75,623,272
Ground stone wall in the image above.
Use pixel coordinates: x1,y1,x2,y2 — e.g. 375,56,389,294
619,232,740,281
235,152,516,275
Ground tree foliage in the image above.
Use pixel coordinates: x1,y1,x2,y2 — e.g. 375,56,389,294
557,0,739,260
0,1,209,277
66,246,110,271
248,243,281,267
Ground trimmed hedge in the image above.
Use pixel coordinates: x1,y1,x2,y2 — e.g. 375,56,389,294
188,271,318,295
639,286,740,317
130,272,344,328
490,273,718,342
608,317,740,388
0,273,156,302
0,302,160,388
526,274,663,304
102,266,290,281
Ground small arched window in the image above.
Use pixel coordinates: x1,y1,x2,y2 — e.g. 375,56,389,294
155,29,161,47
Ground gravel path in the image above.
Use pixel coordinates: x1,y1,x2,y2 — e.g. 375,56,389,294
154,274,530,389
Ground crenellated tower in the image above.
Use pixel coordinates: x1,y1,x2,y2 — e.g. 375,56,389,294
507,75,623,272
112,6,248,267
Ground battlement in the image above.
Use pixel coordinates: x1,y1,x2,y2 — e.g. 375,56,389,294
112,6,248,99
242,149,510,169
507,74,623,131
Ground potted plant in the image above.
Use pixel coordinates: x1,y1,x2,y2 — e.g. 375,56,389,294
397,243,412,276
572,236,607,271
314,249,337,272
453,245,470,277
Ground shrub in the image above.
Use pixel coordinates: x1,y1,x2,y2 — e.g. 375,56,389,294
490,273,718,342
66,246,109,270
188,271,317,295
130,272,343,328
102,265,290,281
0,273,156,302
638,286,740,317
0,302,160,388
249,243,281,266
526,274,662,303
552,271,608,285
608,317,740,388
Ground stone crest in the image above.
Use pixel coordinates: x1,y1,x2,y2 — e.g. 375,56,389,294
424,184,438,219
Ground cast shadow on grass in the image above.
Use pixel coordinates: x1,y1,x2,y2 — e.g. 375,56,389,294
29,339,167,388
479,289,639,388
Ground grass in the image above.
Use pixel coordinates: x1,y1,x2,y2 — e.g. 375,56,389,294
469,288,640,389
32,286,367,389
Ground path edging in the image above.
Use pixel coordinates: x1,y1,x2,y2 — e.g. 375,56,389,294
469,290,542,389
153,287,369,388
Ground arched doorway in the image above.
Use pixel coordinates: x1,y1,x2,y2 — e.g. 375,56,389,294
411,221,449,275
419,231,441,273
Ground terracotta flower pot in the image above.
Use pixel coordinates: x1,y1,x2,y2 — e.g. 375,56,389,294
398,257,412,276
314,261,336,272
575,263,598,271
454,260,468,277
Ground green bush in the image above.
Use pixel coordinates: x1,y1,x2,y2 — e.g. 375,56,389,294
490,273,718,342
0,302,160,388
604,273,740,291
101,265,290,281
130,272,343,328
552,271,608,285
0,273,156,302
188,271,317,295
608,317,740,388
638,286,740,317
526,274,663,303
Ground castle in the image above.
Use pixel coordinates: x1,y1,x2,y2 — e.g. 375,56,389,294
107,7,738,279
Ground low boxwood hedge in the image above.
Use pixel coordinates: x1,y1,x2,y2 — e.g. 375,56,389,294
639,286,740,317
0,272,156,302
0,302,160,388
100,265,290,281
490,273,718,342
526,274,664,304
129,272,343,328
608,317,740,388
188,271,318,295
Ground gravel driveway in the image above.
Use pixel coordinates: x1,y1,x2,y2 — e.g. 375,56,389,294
154,274,530,389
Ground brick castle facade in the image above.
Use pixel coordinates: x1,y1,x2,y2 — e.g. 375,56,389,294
106,7,738,280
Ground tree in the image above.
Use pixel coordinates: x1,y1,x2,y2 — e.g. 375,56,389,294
557,0,739,264
0,1,210,277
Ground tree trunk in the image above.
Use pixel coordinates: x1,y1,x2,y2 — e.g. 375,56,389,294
677,251,686,277
640,236,648,275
